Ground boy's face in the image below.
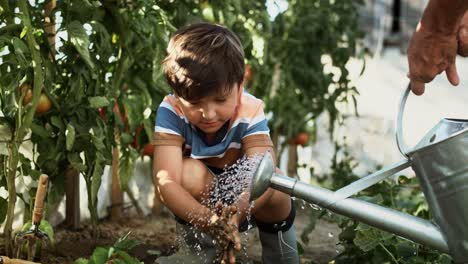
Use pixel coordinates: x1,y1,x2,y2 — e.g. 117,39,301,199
176,83,242,137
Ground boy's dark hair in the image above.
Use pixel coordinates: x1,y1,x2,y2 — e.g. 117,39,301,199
162,23,245,101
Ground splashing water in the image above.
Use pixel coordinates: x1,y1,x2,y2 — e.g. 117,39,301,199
204,154,263,209
177,154,264,261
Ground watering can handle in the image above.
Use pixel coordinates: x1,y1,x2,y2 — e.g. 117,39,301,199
396,83,411,156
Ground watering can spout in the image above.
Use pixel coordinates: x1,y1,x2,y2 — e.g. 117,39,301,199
250,151,450,254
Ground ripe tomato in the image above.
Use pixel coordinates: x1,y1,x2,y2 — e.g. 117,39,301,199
295,132,309,146
36,93,52,114
113,102,128,130
98,107,107,121
20,83,33,105
244,64,253,83
142,143,154,157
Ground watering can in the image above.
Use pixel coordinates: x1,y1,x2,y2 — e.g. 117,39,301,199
250,85,468,262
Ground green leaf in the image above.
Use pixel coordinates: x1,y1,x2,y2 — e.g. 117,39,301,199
437,254,453,264
50,116,65,130
20,26,28,39
40,219,55,248
88,96,110,108
114,231,139,251
90,161,104,205
353,224,394,252
20,220,32,232
67,153,87,172
31,123,51,138
73,258,89,264
11,37,29,67
66,124,76,151
395,240,416,257
146,249,161,256
119,151,134,192
68,21,95,70
90,247,110,263
115,250,142,264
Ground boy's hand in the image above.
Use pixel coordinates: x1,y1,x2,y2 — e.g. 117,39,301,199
206,202,241,264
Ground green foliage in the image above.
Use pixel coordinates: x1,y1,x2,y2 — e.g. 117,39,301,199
260,0,365,146
73,232,142,264
20,219,55,248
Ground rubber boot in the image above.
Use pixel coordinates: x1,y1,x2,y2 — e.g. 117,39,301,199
258,224,300,264
155,222,218,264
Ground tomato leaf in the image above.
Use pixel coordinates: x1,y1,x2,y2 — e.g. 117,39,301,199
66,124,76,151
68,21,95,70
88,96,110,108
90,247,109,263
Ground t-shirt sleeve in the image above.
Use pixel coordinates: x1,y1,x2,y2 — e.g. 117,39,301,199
241,101,273,150
153,100,185,147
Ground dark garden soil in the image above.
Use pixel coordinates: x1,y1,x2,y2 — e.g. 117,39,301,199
1,206,341,264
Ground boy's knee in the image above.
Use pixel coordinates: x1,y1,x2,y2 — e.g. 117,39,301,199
180,159,214,201
254,191,292,223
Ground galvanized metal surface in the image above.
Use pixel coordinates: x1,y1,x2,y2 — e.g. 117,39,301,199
397,85,468,262
269,174,449,253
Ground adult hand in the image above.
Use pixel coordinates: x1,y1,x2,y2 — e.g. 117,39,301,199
407,23,459,95
458,11,468,56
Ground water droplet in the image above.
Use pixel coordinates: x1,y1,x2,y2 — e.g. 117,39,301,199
328,232,334,238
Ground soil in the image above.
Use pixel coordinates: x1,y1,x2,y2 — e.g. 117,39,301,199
1,206,341,264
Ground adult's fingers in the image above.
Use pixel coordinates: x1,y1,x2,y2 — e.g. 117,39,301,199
445,63,460,86
410,80,425,95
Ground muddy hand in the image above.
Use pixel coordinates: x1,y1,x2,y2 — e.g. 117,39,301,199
220,243,236,264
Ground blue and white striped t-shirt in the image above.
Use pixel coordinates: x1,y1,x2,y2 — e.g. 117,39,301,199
153,92,273,168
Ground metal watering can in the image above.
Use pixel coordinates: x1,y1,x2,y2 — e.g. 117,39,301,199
250,85,468,262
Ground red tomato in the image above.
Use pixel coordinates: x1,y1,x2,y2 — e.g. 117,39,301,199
132,125,143,149
20,83,33,105
244,64,253,83
98,107,107,121
36,93,52,114
295,132,309,146
142,143,154,157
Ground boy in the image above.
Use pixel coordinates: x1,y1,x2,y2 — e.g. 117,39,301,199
153,22,299,264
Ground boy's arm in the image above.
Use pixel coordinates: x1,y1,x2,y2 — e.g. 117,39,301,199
153,144,215,229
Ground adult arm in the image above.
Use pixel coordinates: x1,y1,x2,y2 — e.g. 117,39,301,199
407,0,468,95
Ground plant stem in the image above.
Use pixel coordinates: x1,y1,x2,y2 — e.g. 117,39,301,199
4,141,18,256
3,0,45,256
379,243,399,264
